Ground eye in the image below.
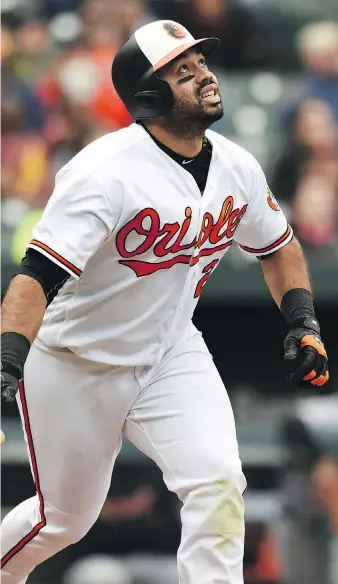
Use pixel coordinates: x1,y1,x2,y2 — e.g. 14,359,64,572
199,58,207,67
178,64,190,74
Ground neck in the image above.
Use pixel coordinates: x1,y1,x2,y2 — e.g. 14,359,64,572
144,123,204,158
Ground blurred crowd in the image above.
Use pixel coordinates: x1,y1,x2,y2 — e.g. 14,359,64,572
1,5,338,583
1,0,338,255
270,21,338,248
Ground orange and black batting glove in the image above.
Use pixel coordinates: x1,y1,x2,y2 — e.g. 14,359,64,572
281,289,329,389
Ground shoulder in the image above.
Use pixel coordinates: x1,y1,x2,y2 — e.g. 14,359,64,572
58,124,148,185
206,129,263,194
206,129,258,169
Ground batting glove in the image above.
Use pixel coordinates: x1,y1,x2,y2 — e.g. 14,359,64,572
284,316,329,388
1,332,30,404
1,364,20,404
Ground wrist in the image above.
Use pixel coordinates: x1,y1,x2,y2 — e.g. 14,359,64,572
1,332,31,381
280,288,317,327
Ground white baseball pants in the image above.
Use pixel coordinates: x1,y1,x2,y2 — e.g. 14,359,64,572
1,326,246,584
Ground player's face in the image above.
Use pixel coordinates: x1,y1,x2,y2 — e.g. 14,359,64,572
157,48,224,137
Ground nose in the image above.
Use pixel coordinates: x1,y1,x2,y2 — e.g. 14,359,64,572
196,66,211,84
195,66,215,88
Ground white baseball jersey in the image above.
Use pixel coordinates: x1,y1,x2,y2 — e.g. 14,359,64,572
29,123,292,366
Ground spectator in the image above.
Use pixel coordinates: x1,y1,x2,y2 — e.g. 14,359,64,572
1,26,45,130
271,99,338,248
42,87,111,172
1,57,54,207
38,0,137,135
296,21,338,121
12,19,54,88
175,0,277,70
111,0,156,36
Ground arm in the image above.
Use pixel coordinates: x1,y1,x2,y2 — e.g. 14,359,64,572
259,237,311,307
1,275,47,404
2,275,46,343
260,238,329,388
1,251,71,403
232,152,328,389
2,248,71,342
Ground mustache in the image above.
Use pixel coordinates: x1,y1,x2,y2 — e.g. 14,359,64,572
196,79,217,97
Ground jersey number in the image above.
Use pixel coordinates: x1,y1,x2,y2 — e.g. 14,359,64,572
194,259,219,298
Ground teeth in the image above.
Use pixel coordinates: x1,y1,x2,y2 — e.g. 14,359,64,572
202,90,216,98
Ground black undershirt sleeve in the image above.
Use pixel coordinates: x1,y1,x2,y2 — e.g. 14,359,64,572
19,248,71,306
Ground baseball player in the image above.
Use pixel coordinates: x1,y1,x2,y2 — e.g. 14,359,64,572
1,20,329,584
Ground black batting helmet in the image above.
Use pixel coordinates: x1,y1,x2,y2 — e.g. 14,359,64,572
111,20,219,121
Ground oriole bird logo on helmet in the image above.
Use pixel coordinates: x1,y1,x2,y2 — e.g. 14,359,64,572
163,22,187,39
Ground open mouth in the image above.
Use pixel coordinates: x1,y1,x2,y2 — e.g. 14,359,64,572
200,85,221,104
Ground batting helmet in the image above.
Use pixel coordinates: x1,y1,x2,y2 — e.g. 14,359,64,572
111,20,219,121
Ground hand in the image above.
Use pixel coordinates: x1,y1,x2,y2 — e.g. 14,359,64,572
1,368,19,404
284,316,329,388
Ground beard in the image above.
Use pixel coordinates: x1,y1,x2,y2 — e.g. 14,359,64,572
158,91,224,139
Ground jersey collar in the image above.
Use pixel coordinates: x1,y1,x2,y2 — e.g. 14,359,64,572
138,122,211,167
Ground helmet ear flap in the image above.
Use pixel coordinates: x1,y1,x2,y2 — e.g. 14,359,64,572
134,76,174,119
135,91,163,111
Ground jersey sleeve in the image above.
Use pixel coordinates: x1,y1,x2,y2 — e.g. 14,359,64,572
28,168,116,278
234,154,293,256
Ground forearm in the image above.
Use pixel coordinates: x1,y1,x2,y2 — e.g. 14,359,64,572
259,238,311,308
259,237,328,388
1,275,47,343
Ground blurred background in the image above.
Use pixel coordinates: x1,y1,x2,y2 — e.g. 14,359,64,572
1,0,338,583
